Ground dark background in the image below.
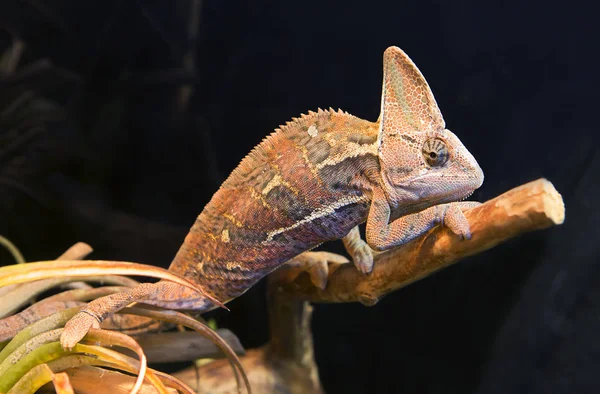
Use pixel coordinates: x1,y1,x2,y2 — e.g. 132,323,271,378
0,1,597,393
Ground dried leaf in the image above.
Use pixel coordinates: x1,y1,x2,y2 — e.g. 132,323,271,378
0,307,80,364
6,363,54,394
0,276,139,317
0,260,226,309
122,306,251,394
82,328,150,394
51,371,75,394
0,286,130,340
0,329,63,376
0,340,167,394
0,235,25,265
47,356,193,393
61,366,179,394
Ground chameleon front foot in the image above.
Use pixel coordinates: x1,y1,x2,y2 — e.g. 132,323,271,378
285,251,350,290
441,201,482,240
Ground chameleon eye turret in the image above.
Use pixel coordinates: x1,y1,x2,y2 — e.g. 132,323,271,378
422,138,449,167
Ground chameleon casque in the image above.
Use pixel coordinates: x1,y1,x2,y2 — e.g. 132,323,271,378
60,46,484,348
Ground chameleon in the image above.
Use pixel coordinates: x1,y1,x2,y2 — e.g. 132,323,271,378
58,46,484,349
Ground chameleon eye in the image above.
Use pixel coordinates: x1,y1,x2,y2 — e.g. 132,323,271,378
422,138,449,167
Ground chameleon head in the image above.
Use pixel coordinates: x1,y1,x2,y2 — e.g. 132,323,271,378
376,46,484,212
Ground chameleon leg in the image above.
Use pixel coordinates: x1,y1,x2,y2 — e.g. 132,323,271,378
60,282,160,349
366,188,481,251
342,226,375,274
284,251,350,290
60,281,212,349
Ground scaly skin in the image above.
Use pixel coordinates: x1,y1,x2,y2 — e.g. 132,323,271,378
167,108,380,304
55,46,484,349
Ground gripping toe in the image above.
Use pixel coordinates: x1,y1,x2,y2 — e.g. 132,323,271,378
285,251,350,290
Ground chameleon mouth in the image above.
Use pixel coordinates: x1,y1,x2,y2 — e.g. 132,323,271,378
394,188,476,218
403,178,477,201
431,188,476,207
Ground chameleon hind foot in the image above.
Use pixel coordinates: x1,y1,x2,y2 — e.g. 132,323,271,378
60,311,167,349
284,251,349,290
60,281,216,350
60,311,99,349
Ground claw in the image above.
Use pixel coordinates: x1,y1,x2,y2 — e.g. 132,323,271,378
307,261,329,290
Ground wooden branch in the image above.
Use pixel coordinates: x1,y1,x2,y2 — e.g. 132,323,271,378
271,178,565,305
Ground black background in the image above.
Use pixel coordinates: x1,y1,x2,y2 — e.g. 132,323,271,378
0,1,598,393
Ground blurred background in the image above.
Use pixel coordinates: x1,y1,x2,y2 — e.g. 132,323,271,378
0,1,597,393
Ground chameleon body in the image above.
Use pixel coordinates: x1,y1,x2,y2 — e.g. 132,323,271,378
168,108,379,304
59,46,484,348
